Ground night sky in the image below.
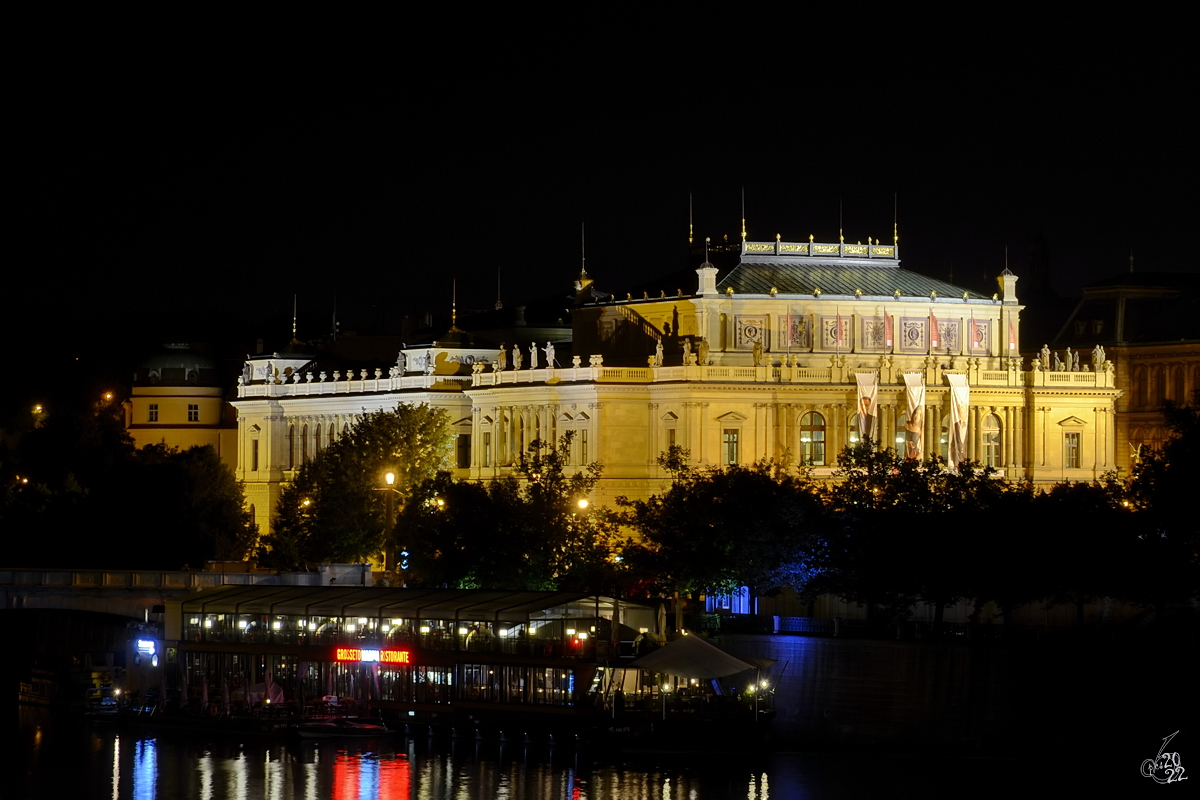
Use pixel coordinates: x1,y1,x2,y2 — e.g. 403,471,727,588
6,19,1193,417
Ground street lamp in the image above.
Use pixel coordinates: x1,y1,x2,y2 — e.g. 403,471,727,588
377,471,402,584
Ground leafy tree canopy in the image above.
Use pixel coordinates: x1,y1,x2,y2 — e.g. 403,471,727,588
402,433,629,592
263,403,453,569
619,451,825,598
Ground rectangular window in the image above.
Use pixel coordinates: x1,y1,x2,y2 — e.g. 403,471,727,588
667,428,677,449
723,429,739,465
1064,432,1080,469
148,404,158,422
187,404,199,422
581,430,588,464
483,432,492,467
456,434,471,469
251,439,260,472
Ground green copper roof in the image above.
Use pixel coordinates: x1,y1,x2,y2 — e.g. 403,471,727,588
717,259,989,299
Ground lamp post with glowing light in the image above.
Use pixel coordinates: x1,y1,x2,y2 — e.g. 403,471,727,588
377,471,403,584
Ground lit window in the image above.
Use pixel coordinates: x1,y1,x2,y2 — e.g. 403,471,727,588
148,404,158,422
483,432,492,467
581,429,588,464
187,404,199,422
1064,432,1080,469
723,429,739,465
983,414,1001,468
798,412,826,466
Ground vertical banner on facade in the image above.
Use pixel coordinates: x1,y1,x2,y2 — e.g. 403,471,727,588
884,311,893,347
930,311,940,351
855,372,879,444
946,374,970,469
1008,318,1016,351
903,372,925,461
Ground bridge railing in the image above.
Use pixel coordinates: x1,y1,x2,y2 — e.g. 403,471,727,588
2,569,235,590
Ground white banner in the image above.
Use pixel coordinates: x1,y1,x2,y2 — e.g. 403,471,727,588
946,374,970,469
902,372,925,461
855,372,879,444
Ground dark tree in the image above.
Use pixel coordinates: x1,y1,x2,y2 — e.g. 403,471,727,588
620,452,825,599
264,403,453,569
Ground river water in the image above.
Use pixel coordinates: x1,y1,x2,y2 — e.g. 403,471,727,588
13,706,1037,799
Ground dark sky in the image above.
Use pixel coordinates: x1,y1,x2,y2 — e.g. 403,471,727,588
6,18,1194,416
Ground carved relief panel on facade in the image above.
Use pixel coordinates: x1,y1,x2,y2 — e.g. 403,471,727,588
819,315,852,350
899,317,928,353
860,316,888,351
967,319,990,354
734,315,769,350
780,314,813,351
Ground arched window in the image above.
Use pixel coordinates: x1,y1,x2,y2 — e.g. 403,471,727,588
1173,366,1185,402
847,413,861,448
982,414,1001,468
798,412,826,466
328,423,335,446
288,425,296,470
315,424,323,453
301,424,309,463
939,416,950,461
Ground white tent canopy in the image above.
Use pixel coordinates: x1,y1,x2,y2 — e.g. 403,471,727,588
628,633,758,680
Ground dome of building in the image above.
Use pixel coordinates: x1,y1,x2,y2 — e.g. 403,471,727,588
134,344,222,386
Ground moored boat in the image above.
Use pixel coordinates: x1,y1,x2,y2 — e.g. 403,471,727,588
294,717,395,738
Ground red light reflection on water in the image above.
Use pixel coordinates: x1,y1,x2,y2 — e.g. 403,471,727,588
332,751,411,800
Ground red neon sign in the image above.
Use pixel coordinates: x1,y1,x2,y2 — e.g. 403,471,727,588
335,647,411,664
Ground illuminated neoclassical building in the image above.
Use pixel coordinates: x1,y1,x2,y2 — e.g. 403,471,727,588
233,237,1119,533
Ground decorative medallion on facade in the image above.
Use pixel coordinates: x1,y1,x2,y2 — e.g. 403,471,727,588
820,315,852,350
734,315,769,350
900,317,929,353
968,319,990,354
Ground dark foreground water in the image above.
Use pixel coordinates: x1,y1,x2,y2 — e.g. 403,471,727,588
8,706,1165,799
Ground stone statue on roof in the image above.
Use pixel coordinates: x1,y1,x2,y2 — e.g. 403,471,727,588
543,341,556,368
496,344,507,371
1092,344,1105,370
529,341,539,369
1040,344,1051,370
752,339,764,367
654,340,664,367
395,351,406,374
697,337,710,365
512,344,523,370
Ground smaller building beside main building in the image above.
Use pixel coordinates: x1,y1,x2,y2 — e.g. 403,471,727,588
123,344,238,471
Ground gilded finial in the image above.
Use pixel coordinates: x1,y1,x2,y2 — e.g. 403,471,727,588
770,286,778,296
930,290,937,299
894,290,901,299
814,288,822,297
726,286,734,296
855,288,862,298
963,292,969,300
626,293,632,301
776,233,781,242
809,233,814,242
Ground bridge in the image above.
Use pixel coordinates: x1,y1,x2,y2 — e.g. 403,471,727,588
0,565,374,620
